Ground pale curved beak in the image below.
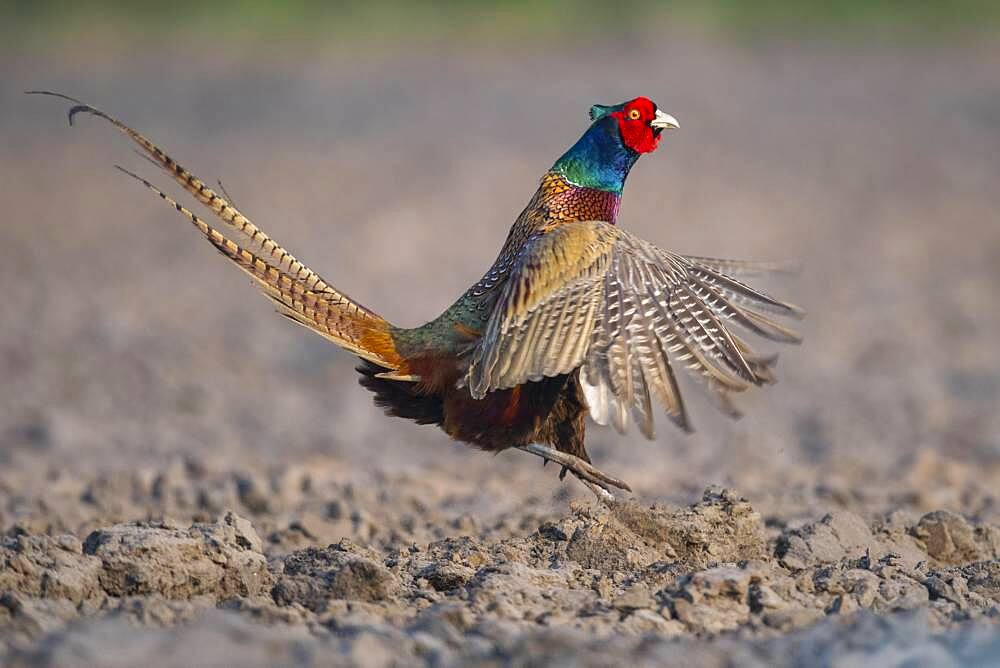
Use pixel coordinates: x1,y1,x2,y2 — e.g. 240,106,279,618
650,109,679,130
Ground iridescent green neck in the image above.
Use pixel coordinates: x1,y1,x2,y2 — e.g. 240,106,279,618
551,116,639,194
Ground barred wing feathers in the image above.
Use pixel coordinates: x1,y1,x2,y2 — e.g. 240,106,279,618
464,221,802,438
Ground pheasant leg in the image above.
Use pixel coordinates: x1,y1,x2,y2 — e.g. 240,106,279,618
518,444,631,504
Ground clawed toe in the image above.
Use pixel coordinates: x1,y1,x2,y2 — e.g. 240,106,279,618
518,443,631,504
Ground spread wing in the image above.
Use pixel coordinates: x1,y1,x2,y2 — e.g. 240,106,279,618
463,221,803,438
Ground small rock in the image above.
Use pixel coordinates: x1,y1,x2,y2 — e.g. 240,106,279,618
419,563,476,592
612,583,655,611
82,513,269,600
911,511,982,565
776,512,878,570
878,578,931,612
923,574,969,610
962,560,1000,601
828,593,859,614
0,534,102,603
762,605,825,631
668,566,752,633
620,608,683,634
272,543,399,611
749,584,786,612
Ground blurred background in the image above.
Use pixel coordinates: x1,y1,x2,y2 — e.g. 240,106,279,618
2,1,1000,536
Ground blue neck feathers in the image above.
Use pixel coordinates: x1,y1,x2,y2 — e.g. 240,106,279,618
551,116,639,194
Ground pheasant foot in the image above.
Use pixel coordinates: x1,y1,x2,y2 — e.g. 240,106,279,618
518,444,632,504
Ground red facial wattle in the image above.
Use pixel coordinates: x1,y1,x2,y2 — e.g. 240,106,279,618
611,97,662,154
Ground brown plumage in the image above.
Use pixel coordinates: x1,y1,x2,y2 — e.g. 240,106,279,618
30,91,802,502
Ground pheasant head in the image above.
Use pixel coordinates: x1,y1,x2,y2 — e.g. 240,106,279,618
552,97,678,194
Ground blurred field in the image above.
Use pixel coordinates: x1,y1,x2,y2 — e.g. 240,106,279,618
6,0,1000,44
2,2,1000,664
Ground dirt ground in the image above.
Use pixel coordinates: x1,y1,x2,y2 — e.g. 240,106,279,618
2,34,1000,666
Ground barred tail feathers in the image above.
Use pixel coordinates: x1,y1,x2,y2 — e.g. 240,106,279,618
26,89,404,371
26,90,327,294
115,167,402,369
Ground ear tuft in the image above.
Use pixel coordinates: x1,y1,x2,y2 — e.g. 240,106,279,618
589,104,616,121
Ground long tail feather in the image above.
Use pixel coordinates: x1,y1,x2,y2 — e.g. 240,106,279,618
113,166,403,369
26,90,333,297
26,88,405,371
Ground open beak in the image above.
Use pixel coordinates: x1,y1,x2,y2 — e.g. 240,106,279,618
650,109,679,131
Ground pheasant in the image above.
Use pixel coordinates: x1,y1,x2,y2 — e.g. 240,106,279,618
30,91,802,502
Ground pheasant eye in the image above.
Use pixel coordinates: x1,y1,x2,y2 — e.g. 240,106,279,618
627,109,641,120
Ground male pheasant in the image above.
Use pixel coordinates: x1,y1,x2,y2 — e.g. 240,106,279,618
31,91,802,502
